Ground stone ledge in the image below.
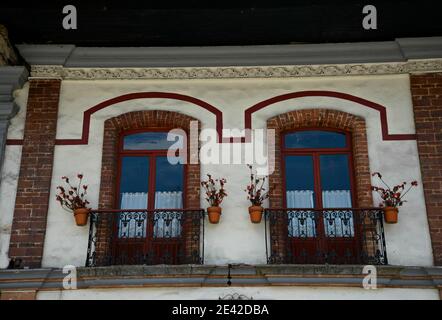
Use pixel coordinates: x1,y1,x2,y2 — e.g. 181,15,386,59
1,264,441,291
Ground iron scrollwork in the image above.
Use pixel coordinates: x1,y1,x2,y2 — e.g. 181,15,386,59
85,209,205,267
265,208,388,265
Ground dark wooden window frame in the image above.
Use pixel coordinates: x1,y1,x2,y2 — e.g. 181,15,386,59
280,127,363,263
116,127,189,211
94,110,201,266
266,109,374,263
281,127,358,209
110,128,189,264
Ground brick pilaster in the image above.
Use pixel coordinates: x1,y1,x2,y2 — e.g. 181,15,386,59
410,73,442,266
8,79,61,268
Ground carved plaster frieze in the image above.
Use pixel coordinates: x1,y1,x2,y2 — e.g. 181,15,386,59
29,59,442,80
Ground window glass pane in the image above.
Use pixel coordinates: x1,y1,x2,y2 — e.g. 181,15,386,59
119,156,149,205
320,154,352,188
284,130,347,149
285,155,315,200
154,156,184,209
320,154,354,237
123,132,184,150
285,155,316,238
118,156,149,238
154,156,184,238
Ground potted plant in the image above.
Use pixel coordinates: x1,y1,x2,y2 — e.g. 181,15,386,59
245,165,269,223
56,174,91,226
371,172,418,224
201,174,227,224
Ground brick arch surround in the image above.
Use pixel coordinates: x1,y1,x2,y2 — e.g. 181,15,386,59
99,110,200,209
267,109,373,208
95,110,201,265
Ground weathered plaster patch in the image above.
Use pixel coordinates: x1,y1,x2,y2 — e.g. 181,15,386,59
7,83,29,140
0,146,22,268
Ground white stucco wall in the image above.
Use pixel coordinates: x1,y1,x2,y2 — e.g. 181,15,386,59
0,84,28,268
36,286,440,300
0,74,434,270
6,82,28,140
0,146,22,268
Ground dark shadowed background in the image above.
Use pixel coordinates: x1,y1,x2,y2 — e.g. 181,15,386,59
0,0,441,46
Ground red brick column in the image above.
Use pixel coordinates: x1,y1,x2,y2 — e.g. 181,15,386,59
8,79,61,268
410,73,442,266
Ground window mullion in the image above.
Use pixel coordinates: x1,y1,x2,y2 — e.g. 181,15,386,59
313,153,323,209
148,155,156,211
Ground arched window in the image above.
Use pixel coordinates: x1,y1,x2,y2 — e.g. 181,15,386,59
118,130,185,213
92,110,202,267
116,130,186,239
281,129,361,264
265,109,386,265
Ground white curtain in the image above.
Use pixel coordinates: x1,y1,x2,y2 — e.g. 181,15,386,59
118,192,148,238
118,191,183,238
286,190,354,238
322,190,352,208
154,191,183,209
286,190,314,208
121,192,148,209
322,190,354,237
286,190,315,237
154,191,183,238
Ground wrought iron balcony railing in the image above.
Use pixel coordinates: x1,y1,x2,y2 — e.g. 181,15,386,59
264,208,388,265
85,208,205,267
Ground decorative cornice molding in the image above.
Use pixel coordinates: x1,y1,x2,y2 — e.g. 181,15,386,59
29,65,63,79
30,59,442,80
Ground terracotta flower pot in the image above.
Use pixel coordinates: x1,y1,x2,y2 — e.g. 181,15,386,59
74,208,90,226
207,206,222,224
249,205,263,223
384,206,398,224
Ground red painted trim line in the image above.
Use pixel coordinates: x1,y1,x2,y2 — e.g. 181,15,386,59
244,91,417,142
54,92,224,145
5,90,416,146
5,139,23,145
